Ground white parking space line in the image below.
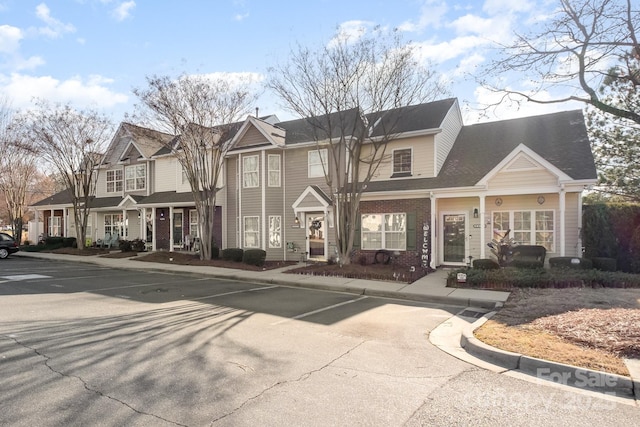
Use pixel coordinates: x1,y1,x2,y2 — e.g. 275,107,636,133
190,285,279,301
271,295,369,325
0,274,52,281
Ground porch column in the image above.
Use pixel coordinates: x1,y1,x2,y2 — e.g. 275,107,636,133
140,209,145,242
64,207,69,238
34,209,40,243
479,195,486,259
152,207,157,251
559,187,566,256
50,208,54,236
169,206,174,252
430,193,437,269
121,209,129,240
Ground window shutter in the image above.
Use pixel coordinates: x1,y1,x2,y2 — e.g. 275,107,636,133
352,215,361,249
406,212,416,250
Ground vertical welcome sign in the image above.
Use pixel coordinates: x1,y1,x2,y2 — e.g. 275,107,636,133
421,222,430,269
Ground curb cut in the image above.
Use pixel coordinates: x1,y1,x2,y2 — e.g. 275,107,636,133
461,312,636,400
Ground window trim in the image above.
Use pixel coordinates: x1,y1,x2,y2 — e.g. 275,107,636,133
392,148,412,177
189,209,199,238
308,149,328,178
106,169,123,193
125,164,146,191
243,155,259,188
268,215,282,248
360,212,407,251
268,154,281,187
492,209,556,252
243,216,260,248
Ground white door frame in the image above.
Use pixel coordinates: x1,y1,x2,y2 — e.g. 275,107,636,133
439,211,469,266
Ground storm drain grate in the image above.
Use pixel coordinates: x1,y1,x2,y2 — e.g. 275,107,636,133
458,310,486,319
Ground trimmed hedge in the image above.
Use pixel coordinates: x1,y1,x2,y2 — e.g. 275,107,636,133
591,257,617,272
549,257,593,270
447,267,640,289
62,237,76,248
473,258,500,270
222,248,244,262
243,249,266,267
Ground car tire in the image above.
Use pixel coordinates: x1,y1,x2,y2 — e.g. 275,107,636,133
0,248,8,259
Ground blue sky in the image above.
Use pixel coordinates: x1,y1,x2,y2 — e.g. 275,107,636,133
0,0,581,124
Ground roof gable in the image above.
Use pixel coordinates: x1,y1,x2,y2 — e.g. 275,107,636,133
231,116,286,150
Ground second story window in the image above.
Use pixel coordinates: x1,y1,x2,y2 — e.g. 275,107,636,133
308,149,328,178
106,169,122,193
243,155,259,188
125,164,146,191
393,148,412,176
268,154,281,187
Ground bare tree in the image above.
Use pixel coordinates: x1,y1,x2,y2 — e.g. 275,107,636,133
267,28,447,265
16,101,113,249
482,0,639,123
133,73,257,260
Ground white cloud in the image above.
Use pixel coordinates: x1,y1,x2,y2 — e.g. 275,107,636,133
328,20,375,47
35,3,76,38
112,1,136,22
234,13,249,21
196,71,264,89
411,35,489,64
0,73,129,109
398,0,448,32
0,25,23,54
482,0,533,16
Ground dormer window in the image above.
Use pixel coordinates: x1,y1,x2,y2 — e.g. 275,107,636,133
392,148,412,177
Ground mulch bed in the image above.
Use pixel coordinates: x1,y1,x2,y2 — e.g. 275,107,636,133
133,251,297,271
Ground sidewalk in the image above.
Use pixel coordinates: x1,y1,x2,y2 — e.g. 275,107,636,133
10,250,639,403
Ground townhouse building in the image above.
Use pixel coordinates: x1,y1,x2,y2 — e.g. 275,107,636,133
32,98,597,268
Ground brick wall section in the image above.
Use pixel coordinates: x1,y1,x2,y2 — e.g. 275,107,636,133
355,198,431,269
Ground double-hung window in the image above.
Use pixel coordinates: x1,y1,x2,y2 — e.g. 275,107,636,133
106,169,123,193
392,148,412,176
308,149,328,178
244,216,259,248
492,210,555,252
361,213,407,250
125,164,146,191
104,213,124,237
189,210,199,238
269,215,282,248
243,155,259,188
268,154,281,187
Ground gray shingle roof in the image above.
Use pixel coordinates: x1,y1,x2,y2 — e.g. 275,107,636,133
364,109,596,193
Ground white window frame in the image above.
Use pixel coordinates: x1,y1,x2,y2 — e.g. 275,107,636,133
104,213,124,238
106,169,123,193
269,215,282,248
125,164,146,191
189,210,199,238
392,148,412,175
361,213,407,250
268,154,281,187
308,149,328,178
243,216,260,248
49,216,61,237
243,155,259,188
492,209,555,252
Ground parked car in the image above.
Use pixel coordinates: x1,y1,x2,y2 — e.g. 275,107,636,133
0,232,19,259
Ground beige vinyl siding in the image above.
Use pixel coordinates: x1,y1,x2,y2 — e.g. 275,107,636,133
226,156,239,248
488,169,558,190
435,102,463,174
236,126,267,148
155,157,177,193
365,136,436,181
564,192,581,257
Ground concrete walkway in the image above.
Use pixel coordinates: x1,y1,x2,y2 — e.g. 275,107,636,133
11,251,638,403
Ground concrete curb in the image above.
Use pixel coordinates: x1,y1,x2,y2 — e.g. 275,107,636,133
460,312,636,400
